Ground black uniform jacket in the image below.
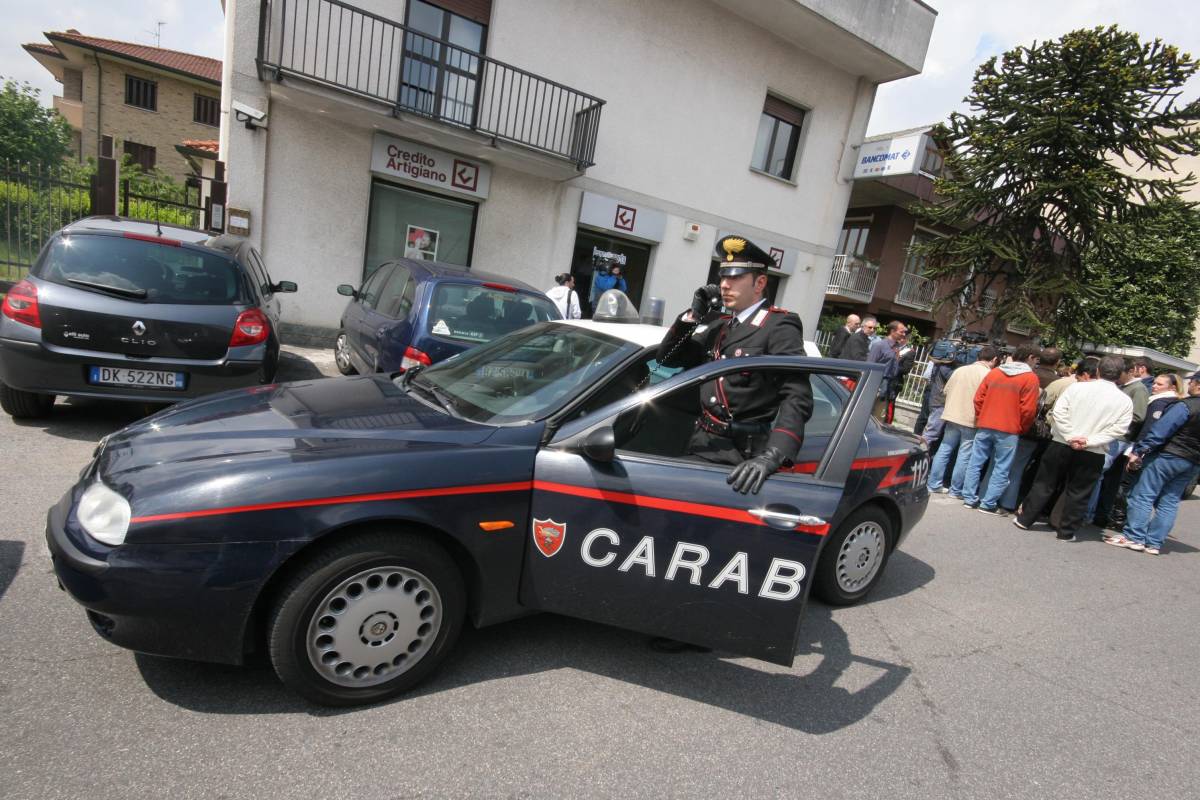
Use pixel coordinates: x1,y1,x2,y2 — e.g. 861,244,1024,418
841,330,871,362
657,303,814,462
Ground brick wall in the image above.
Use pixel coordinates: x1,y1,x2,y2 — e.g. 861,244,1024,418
63,68,83,101
75,54,220,182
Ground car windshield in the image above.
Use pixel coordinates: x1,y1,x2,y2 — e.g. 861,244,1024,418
427,283,559,344
38,234,244,304
400,322,638,424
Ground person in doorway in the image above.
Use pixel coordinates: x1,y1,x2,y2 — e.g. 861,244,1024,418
546,273,582,319
828,314,861,359
1013,356,1133,542
1106,371,1200,555
657,234,812,495
841,316,876,361
592,263,628,297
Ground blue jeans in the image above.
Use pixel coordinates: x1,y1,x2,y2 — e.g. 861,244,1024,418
928,422,975,494
1086,439,1126,521
962,428,1018,509
921,405,946,443
985,437,1038,511
1122,453,1200,549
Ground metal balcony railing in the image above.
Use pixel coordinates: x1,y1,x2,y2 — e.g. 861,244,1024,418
894,270,938,310
256,0,606,168
825,254,879,302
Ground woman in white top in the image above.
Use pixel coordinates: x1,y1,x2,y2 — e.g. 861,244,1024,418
546,273,581,319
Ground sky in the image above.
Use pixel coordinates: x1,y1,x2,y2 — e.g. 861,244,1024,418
1,0,1196,136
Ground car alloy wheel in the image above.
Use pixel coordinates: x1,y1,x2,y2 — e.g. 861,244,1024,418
334,332,357,375
812,505,894,606
268,531,463,706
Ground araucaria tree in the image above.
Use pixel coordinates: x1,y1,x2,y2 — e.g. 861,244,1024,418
915,26,1200,341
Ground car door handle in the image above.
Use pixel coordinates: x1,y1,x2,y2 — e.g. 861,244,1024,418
748,508,826,530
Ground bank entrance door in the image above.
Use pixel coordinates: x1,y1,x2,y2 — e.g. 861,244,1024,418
570,230,652,318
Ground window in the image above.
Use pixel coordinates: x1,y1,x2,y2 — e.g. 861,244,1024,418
123,141,156,171
903,231,936,275
427,283,558,343
125,75,157,111
836,224,871,257
750,96,805,180
194,94,220,127
246,248,274,298
359,264,394,310
375,265,413,319
364,181,476,275
401,0,487,125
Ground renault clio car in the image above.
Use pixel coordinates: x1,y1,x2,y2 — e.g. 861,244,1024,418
334,259,559,375
0,216,296,419
48,314,928,707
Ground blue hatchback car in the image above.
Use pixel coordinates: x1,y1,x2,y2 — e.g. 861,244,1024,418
335,259,560,375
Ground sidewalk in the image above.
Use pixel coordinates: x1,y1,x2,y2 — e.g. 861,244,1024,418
277,343,340,381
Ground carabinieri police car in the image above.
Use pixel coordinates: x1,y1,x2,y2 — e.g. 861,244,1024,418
47,307,929,706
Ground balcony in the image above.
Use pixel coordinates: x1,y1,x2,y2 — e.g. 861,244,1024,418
1007,322,1032,336
53,96,83,130
256,0,605,169
894,271,938,311
826,254,878,302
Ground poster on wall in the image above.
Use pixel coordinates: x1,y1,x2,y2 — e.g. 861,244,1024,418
405,225,439,261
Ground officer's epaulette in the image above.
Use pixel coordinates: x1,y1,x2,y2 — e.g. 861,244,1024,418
768,306,789,313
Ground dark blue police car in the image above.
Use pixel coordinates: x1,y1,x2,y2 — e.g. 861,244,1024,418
47,317,928,706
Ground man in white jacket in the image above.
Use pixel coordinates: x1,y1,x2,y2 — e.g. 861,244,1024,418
1013,355,1133,541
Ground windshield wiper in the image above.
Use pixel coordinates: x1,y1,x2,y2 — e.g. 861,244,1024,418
407,374,461,418
66,278,147,299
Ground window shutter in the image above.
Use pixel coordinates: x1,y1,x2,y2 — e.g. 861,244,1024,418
762,95,805,128
426,0,491,25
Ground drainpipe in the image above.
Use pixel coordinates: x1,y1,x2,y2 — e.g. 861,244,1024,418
92,49,104,161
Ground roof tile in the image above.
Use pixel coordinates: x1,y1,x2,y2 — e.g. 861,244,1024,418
42,30,221,83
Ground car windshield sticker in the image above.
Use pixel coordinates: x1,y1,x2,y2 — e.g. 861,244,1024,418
432,319,451,335
532,518,566,557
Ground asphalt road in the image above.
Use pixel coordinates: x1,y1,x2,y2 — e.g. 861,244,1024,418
3,350,1200,799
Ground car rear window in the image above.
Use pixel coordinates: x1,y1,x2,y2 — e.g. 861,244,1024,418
427,283,559,344
37,234,244,304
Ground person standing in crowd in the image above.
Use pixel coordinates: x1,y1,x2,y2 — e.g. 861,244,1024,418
1014,356,1133,542
546,273,582,320
868,321,907,420
917,341,958,447
1130,357,1154,393
1090,359,1149,527
590,260,628,308
961,345,1042,515
842,316,876,361
927,346,999,496
1106,371,1200,555
1033,348,1061,389
828,314,861,359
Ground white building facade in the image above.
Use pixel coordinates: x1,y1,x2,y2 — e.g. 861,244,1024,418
220,0,936,342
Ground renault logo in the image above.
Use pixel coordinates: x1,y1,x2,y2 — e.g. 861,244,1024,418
132,320,146,335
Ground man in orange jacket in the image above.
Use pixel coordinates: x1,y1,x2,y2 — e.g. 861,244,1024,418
960,345,1042,514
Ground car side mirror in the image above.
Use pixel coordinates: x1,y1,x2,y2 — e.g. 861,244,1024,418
581,426,615,463
337,284,357,298
274,280,298,293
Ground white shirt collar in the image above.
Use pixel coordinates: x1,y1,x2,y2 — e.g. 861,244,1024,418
734,299,767,325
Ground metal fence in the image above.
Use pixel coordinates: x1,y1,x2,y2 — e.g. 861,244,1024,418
121,179,204,230
1,160,92,288
257,0,606,167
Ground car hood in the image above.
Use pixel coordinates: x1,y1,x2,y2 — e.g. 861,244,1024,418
97,374,496,481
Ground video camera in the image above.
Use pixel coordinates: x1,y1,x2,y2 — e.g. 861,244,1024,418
929,335,987,368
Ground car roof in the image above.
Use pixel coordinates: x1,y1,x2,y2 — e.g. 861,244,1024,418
565,319,823,357
62,215,212,244
382,258,545,295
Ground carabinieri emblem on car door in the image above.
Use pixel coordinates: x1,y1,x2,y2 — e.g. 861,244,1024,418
531,518,566,558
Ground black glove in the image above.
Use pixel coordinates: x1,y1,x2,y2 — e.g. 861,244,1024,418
690,284,721,319
727,446,785,495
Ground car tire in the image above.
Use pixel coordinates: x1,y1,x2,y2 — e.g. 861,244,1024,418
268,531,465,707
812,505,894,606
0,382,54,419
334,332,358,375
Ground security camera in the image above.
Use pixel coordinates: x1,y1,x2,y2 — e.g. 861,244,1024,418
232,101,267,130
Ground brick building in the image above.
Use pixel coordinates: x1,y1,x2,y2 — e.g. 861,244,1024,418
22,30,222,182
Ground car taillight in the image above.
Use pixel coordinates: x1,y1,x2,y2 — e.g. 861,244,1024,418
401,346,432,371
229,308,270,347
1,279,41,328
482,282,517,293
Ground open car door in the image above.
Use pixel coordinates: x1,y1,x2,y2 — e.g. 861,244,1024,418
519,356,883,665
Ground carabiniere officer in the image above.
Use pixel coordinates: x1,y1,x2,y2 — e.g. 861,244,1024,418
657,235,813,494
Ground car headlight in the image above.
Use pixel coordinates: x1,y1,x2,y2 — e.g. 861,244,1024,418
77,482,131,546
